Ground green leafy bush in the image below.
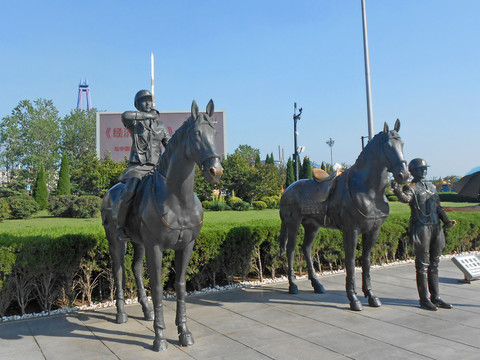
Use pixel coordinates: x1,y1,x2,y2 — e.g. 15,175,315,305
253,200,267,210
229,200,250,211
7,196,39,219
48,196,76,217
260,196,280,209
0,198,10,221
207,201,229,211
71,196,102,218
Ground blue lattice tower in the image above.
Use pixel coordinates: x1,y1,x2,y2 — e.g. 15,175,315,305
77,79,92,110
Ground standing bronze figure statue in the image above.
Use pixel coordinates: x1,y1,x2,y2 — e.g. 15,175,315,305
392,158,456,310
101,99,223,351
279,120,409,311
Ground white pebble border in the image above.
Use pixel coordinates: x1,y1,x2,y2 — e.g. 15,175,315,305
2,251,477,323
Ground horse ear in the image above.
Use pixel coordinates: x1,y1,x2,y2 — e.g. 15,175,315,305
383,122,389,134
394,118,400,132
191,100,199,118
206,99,214,117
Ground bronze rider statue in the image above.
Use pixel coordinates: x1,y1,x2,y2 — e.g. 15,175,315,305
392,158,456,311
117,90,170,241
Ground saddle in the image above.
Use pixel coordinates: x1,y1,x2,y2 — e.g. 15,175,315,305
297,170,342,216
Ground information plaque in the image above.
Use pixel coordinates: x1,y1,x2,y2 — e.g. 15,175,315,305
452,254,480,283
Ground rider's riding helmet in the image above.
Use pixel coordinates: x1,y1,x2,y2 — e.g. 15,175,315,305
134,90,153,109
408,158,429,173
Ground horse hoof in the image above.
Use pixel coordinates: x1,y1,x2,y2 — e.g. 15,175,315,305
153,338,168,352
289,283,299,294
368,295,382,307
116,312,128,324
312,280,326,294
350,300,363,311
179,331,195,347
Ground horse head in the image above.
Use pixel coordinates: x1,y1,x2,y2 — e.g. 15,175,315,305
187,99,224,185
381,119,409,184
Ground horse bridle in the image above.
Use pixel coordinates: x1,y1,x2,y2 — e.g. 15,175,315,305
186,116,221,171
381,134,407,173
345,133,405,221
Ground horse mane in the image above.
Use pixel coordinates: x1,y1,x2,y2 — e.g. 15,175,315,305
352,129,400,168
156,115,195,175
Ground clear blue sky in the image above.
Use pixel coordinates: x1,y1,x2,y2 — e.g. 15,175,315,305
1,1,479,179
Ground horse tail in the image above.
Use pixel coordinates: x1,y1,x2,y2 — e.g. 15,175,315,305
279,207,288,256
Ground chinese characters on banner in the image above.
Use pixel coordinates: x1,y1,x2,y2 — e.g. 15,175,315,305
96,111,226,162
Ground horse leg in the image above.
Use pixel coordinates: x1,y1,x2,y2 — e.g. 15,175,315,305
131,242,154,320
109,241,128,323
302,223,325,294
362,230,382,307
286,220,301,294
343,229,362,311
174,242,195,347
144,243,168,352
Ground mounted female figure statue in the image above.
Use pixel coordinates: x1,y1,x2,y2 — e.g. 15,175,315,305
101,99,223,351
279,119,409,311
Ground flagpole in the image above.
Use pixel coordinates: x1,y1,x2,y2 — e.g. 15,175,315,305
361,0,374,140
151,52,155,107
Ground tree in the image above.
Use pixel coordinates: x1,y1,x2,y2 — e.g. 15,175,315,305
71,151,128,196
0,179,29,198
33,163,49,210
265,153,275,165
57,153,71,196
194,164,215,201
60,108,97,169
255,153,261,167
285,157,295,188
301,156,313,180
0,99,61,181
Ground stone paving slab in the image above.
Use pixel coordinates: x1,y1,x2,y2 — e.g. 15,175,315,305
1,259,480,359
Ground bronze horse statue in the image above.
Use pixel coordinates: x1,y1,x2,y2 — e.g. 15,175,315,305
279,120,409,311
101,100,223,351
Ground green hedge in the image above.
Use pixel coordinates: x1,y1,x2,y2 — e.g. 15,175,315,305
1,211,479,316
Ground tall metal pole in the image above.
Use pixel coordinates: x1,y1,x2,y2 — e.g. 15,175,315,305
326,138,335,167
151,52,155,107
361,0,374,140
293,103,302,181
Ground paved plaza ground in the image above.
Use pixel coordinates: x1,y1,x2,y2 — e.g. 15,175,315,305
1,258,479,360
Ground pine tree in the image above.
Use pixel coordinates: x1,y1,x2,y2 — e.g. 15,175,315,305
265,153,270,164
269,152,275,165
33,163,49,210
57,153,71,195
302,156,313,179
255,153,261,167
285,157,295,188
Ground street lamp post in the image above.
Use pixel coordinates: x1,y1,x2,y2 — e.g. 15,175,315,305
326,138,335,168
293,103,302,181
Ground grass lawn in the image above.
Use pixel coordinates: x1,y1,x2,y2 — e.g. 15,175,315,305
1,200,476,235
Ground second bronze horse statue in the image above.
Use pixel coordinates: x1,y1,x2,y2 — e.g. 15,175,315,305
101,100,223,351
279,119,409,311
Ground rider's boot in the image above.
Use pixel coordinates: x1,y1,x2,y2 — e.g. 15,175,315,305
417,271,438,311
428,270,452,309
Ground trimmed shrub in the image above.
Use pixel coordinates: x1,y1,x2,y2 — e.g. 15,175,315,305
439,192,478,203
387,195,399,202
48,196,76,217
230,200,250,211
207,201,229,211
0,198,10,221
201,200,211,209
71,196,102,218
7,196,39,219
260,196,280,209
253,200,267,210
